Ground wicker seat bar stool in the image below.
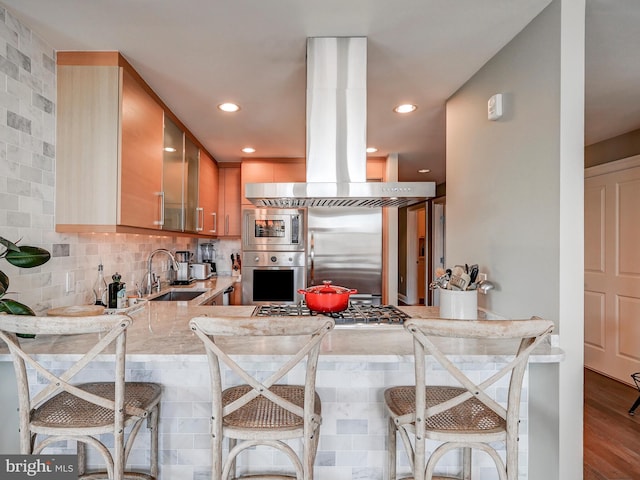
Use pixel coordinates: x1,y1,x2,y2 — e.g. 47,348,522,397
189,315,335,480
0,314,162,480
384,317,554,480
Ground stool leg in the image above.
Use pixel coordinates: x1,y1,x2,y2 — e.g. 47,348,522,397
462,447,472,480
388,417,397,480
77,441,86,476
149,405,159,478
228,438,237,477
629,395,640,415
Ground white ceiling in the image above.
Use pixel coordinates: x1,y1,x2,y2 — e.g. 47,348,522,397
2,0,634,184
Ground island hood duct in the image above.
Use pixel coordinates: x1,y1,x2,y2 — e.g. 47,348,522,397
245,37,435,208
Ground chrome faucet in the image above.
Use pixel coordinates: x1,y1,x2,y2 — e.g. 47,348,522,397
146,249,179,294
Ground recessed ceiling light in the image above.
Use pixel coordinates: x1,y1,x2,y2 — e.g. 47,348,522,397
394,104,417,114
366,147,378,153
242,147,256,154
163,147,177,152
418,168,431,174
218,102,240,113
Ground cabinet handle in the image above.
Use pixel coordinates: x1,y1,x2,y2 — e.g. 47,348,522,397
154,192,165,226
196,207,204,232
210,212,217,234
225,215,229,235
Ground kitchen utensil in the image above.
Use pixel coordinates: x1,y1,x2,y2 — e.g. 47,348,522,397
469,264,479,284
298,280,358,313
449,266,470,291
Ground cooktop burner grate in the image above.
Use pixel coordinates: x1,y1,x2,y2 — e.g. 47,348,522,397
252,303,410,325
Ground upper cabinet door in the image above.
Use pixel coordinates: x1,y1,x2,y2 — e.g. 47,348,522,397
218,165,241,237
184,136,200,232
56,64,121,227
162,116,185,231
199,151,218,235
162,118,206,234
120,69,164,229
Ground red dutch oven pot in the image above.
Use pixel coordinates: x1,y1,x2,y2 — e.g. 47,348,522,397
298,280,358,313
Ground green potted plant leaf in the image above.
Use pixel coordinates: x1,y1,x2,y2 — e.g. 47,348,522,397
0,236,51,337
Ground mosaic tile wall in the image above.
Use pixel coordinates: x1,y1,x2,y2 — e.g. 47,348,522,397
23,355,528,480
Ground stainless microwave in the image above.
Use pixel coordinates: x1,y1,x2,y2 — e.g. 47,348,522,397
242,209,305,252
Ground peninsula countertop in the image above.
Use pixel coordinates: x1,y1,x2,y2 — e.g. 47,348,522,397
0,296,564,363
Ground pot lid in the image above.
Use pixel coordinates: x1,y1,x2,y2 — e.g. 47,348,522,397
304,280,354,294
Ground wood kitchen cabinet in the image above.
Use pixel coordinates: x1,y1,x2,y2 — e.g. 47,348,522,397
241,158,306,205
218,164,241,237
120,68,164,229
56,52,219,238
56,53,165,232
366,157,387,181
198,150,219,235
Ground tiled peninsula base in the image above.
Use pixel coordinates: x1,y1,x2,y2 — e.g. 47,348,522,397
23,354,528,480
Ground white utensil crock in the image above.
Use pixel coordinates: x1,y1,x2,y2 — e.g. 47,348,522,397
439,289,478,319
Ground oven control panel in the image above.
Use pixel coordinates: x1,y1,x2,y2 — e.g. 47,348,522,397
242,251,305,268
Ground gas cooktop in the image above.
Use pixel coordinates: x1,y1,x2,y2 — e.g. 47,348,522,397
252,303,410,326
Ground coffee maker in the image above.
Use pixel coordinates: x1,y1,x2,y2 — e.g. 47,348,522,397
200,243,217,275
174,250,192,283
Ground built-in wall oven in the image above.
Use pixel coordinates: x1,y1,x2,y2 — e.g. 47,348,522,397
241,251,306,305
242,208,306,305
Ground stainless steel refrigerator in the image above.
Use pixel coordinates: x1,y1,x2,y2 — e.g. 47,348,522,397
307,207,382,304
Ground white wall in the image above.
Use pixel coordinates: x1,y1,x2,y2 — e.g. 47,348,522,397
445,0,584,478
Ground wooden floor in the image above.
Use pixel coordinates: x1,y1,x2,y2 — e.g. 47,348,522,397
584,368,640,480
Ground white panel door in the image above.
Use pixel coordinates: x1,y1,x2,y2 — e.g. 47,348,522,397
585,156,640,385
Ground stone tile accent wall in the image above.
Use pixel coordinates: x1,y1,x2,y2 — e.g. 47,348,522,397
0,4,237,315
24,356,528,480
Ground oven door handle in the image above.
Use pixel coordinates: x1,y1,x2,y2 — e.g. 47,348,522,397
309,231,315,286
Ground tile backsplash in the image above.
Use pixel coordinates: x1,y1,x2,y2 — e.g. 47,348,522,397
0,5,238,315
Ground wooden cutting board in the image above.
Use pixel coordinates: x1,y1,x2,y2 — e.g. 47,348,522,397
47,305,105,317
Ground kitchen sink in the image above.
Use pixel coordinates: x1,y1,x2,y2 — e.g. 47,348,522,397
149,290,207,302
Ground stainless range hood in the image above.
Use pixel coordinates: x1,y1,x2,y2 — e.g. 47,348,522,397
245,37,435,208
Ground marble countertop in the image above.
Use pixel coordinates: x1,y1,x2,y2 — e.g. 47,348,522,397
0,287,564,363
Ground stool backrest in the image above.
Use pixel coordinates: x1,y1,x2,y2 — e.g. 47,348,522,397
189,316,334,421
0,314,135,452
402,317,554,432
